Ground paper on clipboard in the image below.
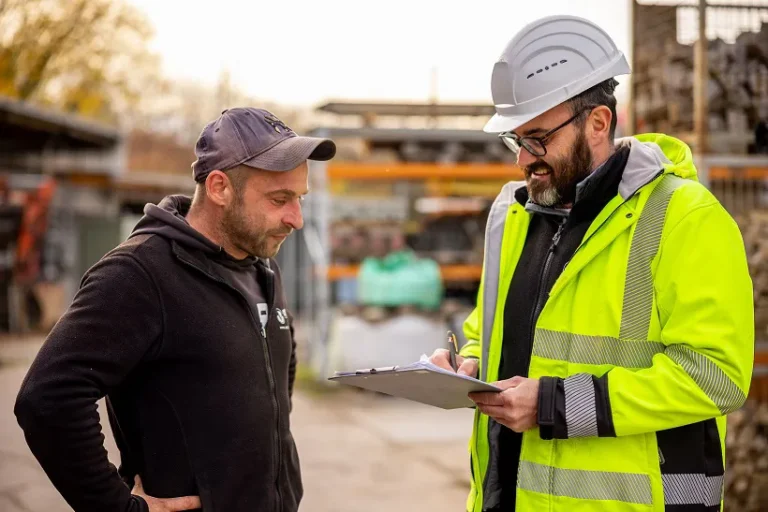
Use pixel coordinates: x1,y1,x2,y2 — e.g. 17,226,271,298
328,355,502,409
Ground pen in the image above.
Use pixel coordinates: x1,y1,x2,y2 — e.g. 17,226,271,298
447,330,458,371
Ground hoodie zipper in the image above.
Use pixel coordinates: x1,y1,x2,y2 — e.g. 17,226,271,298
175,254,283,510
259,266,283,512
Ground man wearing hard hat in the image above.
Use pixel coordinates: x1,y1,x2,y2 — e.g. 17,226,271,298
430,15,754,512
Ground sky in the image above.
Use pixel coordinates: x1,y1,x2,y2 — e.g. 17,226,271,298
126,0,632,108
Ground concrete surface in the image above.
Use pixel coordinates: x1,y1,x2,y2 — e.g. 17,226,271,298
0,337,472,511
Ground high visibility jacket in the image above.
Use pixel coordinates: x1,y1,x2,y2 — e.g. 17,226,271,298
459,134,754,511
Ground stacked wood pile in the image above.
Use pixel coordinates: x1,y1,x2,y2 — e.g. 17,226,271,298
727,207,768,508
634,6,768,153
725,400,768,511
735,210,768,338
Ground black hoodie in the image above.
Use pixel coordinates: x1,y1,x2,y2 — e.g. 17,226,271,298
15,195,300,512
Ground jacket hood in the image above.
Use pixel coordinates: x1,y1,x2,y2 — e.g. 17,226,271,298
129,195,223,254
617,133,698,199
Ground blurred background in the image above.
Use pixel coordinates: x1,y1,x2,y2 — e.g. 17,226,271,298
2,0,768,510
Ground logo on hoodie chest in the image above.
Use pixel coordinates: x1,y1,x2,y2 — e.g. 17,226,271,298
276,308,290,330
258,304,290,334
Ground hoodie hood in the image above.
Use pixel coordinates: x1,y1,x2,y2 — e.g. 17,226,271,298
129,195,223,254
617,133,698,199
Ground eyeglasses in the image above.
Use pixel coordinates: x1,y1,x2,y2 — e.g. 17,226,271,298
498,107,595,157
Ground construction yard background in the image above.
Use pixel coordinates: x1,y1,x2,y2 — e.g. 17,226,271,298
3,0,768,511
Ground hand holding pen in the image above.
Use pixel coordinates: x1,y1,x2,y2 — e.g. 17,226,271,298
427,330,479,378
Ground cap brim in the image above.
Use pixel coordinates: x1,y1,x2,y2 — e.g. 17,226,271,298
241,135,336,172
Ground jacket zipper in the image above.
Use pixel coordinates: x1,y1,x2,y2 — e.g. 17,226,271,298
529,219,566,348
532,171,664,326
562,169,665,273
174,255,283,510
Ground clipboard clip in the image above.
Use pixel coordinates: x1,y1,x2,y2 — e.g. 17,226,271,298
355,365,398,375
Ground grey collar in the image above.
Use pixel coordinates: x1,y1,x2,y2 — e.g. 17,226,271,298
524,201,570,218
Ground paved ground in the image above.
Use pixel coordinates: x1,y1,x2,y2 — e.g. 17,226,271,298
0,337,473,511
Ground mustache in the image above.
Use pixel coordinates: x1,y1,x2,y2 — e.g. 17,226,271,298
525,161,553,177
267,228,293,237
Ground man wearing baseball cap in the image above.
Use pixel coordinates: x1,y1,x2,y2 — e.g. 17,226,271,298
15,108,336,512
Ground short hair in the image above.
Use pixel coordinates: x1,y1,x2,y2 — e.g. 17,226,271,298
191,165,252,207
566,78,620,140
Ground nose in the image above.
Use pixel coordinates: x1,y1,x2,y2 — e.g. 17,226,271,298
516,146,537,168
283,201,304,231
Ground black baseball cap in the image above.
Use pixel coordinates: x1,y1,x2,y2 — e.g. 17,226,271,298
191,107,336,182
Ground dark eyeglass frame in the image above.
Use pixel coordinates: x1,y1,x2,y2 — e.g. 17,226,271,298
498,106,596,157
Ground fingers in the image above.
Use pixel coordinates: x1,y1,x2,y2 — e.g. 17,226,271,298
475,404,507,418
132,475,143,494
494,376,525,390
429,348,456,372
132,475,200,511
457,358,478,377
468,391,505,406
163,496,202,511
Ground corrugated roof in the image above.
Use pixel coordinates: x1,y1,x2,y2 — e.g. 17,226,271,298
0,96,121,151
316,101,495,118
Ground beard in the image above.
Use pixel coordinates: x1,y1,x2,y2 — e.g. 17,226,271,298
221,194,291,258
524,129,593,207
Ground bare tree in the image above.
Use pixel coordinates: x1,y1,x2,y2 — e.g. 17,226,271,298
133,69,305,146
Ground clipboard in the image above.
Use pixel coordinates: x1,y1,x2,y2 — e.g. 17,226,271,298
328,359,502,409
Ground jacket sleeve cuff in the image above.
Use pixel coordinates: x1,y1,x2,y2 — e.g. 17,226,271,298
538,374,617,440
537,376,567,439
131,495,150,512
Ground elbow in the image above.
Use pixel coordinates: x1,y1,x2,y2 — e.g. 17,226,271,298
718,379,749,416
14,383,47,432
727,390,748,415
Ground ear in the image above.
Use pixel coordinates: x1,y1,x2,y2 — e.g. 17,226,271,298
205,170,233,207
586,105,613,145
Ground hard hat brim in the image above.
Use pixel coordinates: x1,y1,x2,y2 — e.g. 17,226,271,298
483,109,550,134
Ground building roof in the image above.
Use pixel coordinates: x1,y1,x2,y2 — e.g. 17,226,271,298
308,126,500,143
0,96,121,153
315,101,495,118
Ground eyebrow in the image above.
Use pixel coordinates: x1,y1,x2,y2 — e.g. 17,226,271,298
522,127,547,136
266,188,309,197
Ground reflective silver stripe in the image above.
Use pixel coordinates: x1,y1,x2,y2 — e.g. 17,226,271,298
518,461,653,505
662,473,723,507
666,345,746,414
533,329,664,368
623,175,746,414
480,182,525,382
620,174,686,341
563,374,598,438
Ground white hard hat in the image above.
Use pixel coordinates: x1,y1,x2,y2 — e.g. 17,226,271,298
484,15,631,134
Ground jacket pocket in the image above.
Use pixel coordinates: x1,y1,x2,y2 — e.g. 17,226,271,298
198,449,275,512
656,420,724,510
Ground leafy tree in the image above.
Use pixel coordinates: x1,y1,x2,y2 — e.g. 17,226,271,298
0,0,164,124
